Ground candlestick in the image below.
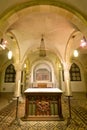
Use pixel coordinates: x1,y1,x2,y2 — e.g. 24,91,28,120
66,80,72,96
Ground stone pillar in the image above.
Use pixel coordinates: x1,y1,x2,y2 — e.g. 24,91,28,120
63,63,72,96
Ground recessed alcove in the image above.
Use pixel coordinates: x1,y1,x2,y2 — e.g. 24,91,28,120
31,61,55,88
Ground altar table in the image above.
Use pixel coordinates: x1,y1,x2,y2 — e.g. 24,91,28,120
23,88,64,121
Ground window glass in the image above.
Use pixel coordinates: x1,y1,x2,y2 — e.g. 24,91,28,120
4,64,16,83
70,63,81,81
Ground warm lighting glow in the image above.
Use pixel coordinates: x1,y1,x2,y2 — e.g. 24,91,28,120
0,44,6,49
8,51,12,59
80,37,87,48
24,64,26,68
0,38,7,49
58,63,61,68
73,50,79,57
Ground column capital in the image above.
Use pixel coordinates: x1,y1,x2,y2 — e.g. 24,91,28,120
63,62,71,80
14,63,22,71
63,62,71,71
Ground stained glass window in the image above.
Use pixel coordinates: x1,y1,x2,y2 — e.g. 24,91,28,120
4,64,16,83
70,63,81,81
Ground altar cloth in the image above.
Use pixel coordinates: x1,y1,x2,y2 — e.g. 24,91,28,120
24,88,63,93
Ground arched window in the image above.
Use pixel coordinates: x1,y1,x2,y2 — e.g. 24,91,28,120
4,64,16,83
70,63,81,81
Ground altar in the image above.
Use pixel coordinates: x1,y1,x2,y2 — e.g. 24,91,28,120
23,88,63,121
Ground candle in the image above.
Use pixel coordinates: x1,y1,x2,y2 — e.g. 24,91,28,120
16,80,21,97
66,80,72,96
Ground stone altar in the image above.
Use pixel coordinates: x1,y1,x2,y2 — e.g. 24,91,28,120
23,88,63,121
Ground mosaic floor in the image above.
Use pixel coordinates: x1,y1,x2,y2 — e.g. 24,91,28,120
0,93,87,130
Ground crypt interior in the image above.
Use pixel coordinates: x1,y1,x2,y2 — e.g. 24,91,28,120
0,0,87,130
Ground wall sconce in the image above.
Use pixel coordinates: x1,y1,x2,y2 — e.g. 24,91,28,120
73,50,79,57
8,50,12,59
24,64,26,68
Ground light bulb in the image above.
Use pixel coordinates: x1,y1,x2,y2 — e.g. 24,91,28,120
73,50,79,57
8,51,12,59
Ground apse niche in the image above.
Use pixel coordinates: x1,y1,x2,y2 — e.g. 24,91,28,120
31,62,55,88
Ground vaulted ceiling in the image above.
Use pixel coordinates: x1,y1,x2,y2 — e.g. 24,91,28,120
0,0,87,70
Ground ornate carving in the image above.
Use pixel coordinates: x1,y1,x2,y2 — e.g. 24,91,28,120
36,98,50,115
28,95,58,116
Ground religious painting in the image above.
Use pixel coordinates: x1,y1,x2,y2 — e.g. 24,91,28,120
36,69,50,81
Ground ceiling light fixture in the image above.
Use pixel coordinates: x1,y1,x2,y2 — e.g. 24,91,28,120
0,38,7,49
39,34,46,57
80,36,87,48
